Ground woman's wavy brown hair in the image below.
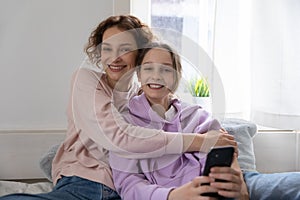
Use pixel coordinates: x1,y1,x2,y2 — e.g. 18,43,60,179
85,15,154,67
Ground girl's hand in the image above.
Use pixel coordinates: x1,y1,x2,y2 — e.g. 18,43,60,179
208,166,242,199
168,176,218,200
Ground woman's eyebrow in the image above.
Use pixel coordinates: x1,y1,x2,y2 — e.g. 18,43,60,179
101,42,110,47
120,43,135,47
102,42,134,46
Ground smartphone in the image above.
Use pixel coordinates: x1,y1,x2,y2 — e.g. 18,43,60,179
201,146,235,198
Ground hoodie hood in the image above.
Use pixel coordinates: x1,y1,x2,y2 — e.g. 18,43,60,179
127,93,181,130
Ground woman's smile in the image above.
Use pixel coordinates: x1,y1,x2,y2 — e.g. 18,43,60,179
107,64,128,72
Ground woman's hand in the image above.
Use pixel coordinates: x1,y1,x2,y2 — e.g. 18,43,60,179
168,176,218,200
215,129,237,147
200,130,238,153
208,166,243,199
184,129,237,153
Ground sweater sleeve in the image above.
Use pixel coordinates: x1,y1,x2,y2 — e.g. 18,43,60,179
70,68,183,159
110,153,174,200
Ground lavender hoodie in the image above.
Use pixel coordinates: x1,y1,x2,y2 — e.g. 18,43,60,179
110,93,221,200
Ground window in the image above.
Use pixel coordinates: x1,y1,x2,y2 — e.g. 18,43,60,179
131,0,300,130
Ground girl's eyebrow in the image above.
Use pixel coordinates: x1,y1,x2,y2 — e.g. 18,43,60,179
143,61,173,66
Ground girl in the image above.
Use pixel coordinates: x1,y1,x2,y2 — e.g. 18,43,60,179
110,42,245,200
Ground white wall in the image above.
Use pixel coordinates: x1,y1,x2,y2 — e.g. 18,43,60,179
0,0,114,130
0,0,133,180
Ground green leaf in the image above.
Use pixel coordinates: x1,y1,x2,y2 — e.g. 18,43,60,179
187,76,210,97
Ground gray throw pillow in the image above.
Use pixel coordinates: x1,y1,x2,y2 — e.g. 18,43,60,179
221,118,257,172
39,144,60,182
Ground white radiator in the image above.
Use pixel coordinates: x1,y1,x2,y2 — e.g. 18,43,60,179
253,130,300,173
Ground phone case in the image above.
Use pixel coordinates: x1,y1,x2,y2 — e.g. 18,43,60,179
203,146,234,176
201,146,234,198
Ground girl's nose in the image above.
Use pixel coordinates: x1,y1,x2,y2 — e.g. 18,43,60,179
150,67,162,80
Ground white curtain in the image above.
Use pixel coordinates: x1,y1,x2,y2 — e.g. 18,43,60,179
250,0,300,129
213,0,251,119
213,0,300,130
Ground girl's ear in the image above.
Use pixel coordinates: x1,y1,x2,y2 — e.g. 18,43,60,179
136,70,141,82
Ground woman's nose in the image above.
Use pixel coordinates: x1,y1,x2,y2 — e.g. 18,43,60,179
109,50,122,63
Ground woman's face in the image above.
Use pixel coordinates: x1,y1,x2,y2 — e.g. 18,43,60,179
138,48,176,108
101,26,138,88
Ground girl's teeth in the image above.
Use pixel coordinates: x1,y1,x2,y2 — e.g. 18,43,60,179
149,84,162,88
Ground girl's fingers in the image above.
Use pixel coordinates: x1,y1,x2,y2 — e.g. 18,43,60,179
210,166,240,175
208,167,242,191
218,189,241,199
192,176,213,187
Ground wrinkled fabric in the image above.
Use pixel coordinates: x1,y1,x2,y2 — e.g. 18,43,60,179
0,176,121,200
244,171,300,200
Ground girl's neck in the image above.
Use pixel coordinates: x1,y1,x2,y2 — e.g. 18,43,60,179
151,104,167,119
147,94,172,119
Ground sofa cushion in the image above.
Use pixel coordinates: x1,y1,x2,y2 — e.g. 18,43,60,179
221,118,257,171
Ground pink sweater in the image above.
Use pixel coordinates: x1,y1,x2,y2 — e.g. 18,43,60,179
51,68,184,190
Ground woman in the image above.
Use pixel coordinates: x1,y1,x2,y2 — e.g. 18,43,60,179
0,15,236,200
110,42,245,200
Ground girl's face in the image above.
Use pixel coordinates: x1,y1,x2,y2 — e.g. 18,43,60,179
101,26,138,88
138,48,176,109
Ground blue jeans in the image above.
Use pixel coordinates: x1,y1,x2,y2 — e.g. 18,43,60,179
0,176,121,200
244,171,300,200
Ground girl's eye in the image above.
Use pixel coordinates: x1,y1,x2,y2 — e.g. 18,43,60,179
142,64,153,71
161,66,173,73
164,68,172,72
143,67,152,71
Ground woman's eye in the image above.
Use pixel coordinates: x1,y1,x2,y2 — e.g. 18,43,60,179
120,47,131,52
101,47,111,52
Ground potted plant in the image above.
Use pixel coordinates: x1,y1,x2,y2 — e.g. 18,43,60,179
187,77,211,111
188,77,210,97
